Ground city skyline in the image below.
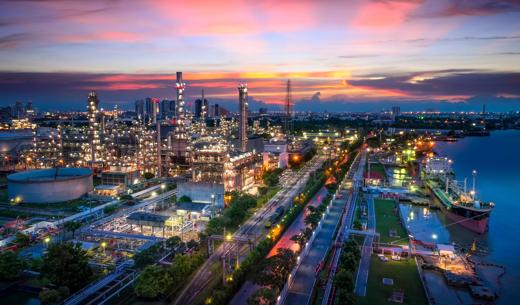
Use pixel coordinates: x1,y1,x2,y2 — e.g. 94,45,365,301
0,0,520,111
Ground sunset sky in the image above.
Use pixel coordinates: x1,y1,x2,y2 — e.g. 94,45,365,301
0,0,519,111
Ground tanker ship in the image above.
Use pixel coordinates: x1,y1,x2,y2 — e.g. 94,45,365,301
422,157,494,234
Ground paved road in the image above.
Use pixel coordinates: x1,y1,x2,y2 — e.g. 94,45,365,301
284,195,347,305
354,195,375,296
172,156,326,305
229,186,329,305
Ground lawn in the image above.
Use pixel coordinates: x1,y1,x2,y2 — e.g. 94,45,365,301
370,163,387,179
358,256,426,305
374,199,408,245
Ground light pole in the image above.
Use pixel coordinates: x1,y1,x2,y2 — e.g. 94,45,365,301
44,236,51,248
472,170,477,200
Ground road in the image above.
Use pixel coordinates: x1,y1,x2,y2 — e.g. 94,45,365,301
284,193,347,305
354,194,376,296
284,151,366,305
229,186,329,305
321,152,367,305
172,155,326,305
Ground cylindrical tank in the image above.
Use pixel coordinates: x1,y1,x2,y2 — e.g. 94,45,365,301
7,168,93,203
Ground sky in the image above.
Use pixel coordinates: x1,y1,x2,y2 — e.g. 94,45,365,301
0,0,519,112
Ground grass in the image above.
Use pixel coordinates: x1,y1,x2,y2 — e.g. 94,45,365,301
374,199,408,245
358,256,426,305
0,189,8,202
371,163,387,179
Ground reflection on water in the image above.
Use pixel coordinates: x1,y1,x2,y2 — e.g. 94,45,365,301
399,204,450,244
0,291,40,305
431,130,520,304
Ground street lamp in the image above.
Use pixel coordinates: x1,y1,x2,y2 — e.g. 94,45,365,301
44,236,51,248
101,241,107,254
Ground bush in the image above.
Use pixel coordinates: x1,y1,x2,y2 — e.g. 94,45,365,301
0,251,25,280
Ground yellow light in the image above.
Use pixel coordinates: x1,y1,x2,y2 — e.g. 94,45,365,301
226,233,232,241
44,237,51,243
101,241,107,248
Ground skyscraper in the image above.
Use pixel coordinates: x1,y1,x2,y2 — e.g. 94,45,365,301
194,97,208,118
238,84,248,152
145,97,153,120
135,99,145,120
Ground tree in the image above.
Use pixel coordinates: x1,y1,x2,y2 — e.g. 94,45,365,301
133,244,163,269
334,268,355,292
247,287,278,305
0,251,25,280
63,221,82,239
253,248,296,290
169,254,204,284
178,195,192,203
134,265,173,299
39,289,62,305
41,242,93,292
143,172,154,180
165,236,182,250
14,232,31,246
39,287,70,305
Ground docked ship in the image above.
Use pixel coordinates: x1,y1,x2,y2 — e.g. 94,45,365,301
421,156,494,234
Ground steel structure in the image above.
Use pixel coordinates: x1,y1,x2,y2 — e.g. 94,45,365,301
87,91,102,163
283,80,294,138
238,84,248,152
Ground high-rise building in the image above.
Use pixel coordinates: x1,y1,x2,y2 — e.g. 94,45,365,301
135,99,145,120
391,106,401,116
194,97,208,118
87,91,102,163
14,101,24,119
238,84,248,152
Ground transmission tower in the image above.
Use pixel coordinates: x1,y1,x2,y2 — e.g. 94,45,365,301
284,79,293,139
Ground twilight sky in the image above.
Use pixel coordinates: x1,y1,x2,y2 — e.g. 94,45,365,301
0,0,519,111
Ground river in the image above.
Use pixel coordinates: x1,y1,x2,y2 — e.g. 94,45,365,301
433,129,520,304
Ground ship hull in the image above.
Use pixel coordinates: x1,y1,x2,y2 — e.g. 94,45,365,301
425,182,491,234
444,209,489,234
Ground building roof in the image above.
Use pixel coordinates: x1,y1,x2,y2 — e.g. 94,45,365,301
176,202,207,213
127,212,169,226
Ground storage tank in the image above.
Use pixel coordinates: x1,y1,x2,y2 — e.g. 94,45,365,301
8,168,93,203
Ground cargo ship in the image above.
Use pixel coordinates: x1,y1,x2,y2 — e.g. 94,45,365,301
422,157,494,234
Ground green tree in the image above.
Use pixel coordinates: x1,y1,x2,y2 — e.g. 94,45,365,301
0,251,25,280
39,289,61,305
143,172,155,180
253,248,296,290
169,254,204,284
41,242,93,292
247,287,278,305
133,244,163,269
165,236,182,250
14,232,31,246
178,195,192,202
63,221,82,239
334,268,355,292
134,265,173,299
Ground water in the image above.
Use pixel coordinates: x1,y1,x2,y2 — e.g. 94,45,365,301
434,129,520,304
399,204,450,244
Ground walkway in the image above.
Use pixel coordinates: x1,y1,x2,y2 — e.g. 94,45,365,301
284,197,347,305
354,195,375,296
